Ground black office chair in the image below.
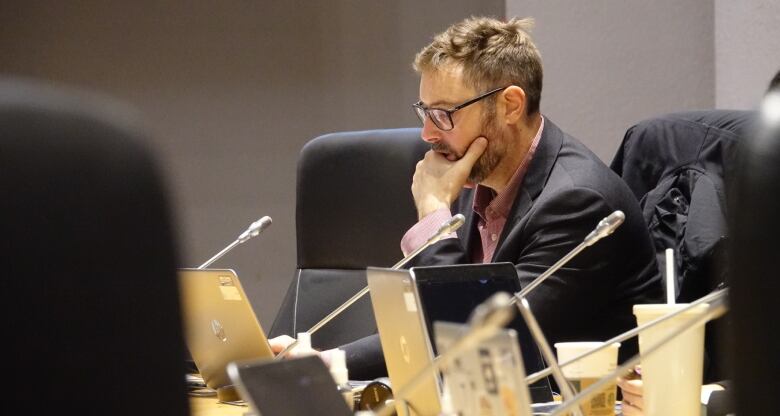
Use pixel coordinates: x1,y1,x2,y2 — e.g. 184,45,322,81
728,106,780,416
611,110,753,301
269,129,428,378
610,110,754,383
0,79,189,415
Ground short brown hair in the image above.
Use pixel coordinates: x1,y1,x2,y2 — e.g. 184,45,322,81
414,16,543,115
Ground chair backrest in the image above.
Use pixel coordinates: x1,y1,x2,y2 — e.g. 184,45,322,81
610,110,754,302
610,110,755,383
0,79,189,415
269,129,428,364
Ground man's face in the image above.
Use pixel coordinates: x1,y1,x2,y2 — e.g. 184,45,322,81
418,67,508,184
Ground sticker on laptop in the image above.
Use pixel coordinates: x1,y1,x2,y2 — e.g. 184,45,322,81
218,275,242,301
403,291,418,312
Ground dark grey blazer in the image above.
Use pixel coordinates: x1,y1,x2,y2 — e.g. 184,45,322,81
343,118,662,376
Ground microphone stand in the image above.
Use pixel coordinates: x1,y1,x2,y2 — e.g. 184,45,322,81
275,214,466,359
549,296,728,416
198,216,273,269
493,211,625,415
373,210,625,414
516,297,584,416
509,210,625,303
525,288,727,384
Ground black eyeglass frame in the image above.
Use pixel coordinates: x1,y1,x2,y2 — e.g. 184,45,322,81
412,86,509,131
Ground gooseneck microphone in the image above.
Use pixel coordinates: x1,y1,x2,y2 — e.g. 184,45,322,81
198,216,273,269
510,210,624,303
275,214,466,359
583,210,625,246
497,210,625,416
373,292,517,416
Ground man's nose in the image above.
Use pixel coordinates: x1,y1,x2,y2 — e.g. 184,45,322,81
420,117,441,144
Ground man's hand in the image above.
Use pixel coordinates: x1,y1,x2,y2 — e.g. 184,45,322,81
618,366,644,415
268,335,295,354
412,137,487,219
618,376,644,416
268,335,334,366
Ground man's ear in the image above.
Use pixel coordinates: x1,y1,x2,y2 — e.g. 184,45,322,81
501,86,527,124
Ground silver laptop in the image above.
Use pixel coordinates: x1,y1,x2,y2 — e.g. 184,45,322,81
367,263,553,416
178,268,273,400
367,267,442,416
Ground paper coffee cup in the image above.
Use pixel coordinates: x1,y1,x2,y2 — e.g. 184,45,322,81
555,342,620,416
633,304,708,416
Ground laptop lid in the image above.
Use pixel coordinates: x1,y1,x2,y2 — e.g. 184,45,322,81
434,322,534,416
367,267,442,416
410,263,553,403
227,356,352,416
178,268,273,392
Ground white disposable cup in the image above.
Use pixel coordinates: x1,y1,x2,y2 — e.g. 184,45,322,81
633,304,708,416
555,342,620,416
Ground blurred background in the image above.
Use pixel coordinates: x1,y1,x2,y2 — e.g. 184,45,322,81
2,0,777,329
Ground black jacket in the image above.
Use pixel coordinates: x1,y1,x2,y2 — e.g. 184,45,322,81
611,110,754,303
610,109,755,382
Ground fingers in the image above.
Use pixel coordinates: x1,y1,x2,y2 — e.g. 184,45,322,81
620,388,644,411
621,400,643,416
618,376,645,415
269,335,295,354
617,377,644,396
458,137,488,166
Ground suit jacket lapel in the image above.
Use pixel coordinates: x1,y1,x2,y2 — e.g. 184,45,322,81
493,117,564,261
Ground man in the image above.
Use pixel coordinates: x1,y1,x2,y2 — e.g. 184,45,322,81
399,16,660,361
273,16,661,378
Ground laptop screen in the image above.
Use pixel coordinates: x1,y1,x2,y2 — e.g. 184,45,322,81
411,263,554,403
228,356,352,416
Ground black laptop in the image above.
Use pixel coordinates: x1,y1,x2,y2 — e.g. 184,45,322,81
227,356,352,416
410,262,554,403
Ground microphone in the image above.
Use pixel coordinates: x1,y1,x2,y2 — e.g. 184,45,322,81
512,210,625,301
502,210,626,415
583,210,624,247
198,216,273,269
432,213,465,238
275,214,466,359
237,216,273,243
390,214,465,270
372,292,517,416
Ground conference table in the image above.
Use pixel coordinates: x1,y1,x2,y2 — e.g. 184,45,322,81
190,396,248,416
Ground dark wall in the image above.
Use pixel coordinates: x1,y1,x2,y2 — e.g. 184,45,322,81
0,1,504,328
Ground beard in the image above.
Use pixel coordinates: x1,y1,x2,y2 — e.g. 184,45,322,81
431,114,507,184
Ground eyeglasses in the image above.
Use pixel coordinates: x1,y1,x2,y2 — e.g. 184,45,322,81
412,86,508,131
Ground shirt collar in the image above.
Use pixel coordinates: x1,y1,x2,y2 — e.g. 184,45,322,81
472,116,545,221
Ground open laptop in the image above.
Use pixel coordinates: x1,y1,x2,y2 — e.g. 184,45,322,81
227,355,353,416
178,268,274,401
367,263,553,416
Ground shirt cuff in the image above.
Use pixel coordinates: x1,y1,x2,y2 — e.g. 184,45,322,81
400,208,458,256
